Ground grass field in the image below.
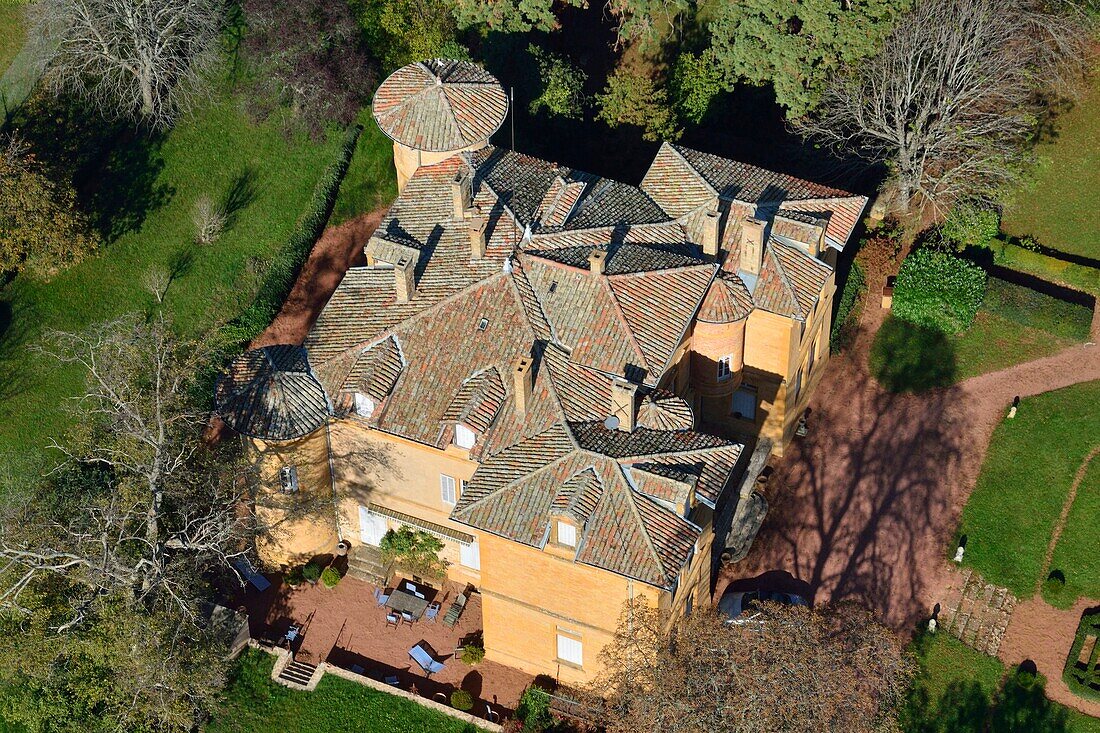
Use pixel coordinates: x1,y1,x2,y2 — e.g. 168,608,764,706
1049,458,1100,605
904,633,1100,733
0,88,392,483
0,5,25,76
1002,75,1100,261
208,650,478,733
956,381,1100,599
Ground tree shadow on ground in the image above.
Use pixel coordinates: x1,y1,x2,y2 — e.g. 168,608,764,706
870,317,957,393
8,92,172,243
221,165,258,231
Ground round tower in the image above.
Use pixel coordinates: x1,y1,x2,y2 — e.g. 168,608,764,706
692,274,753,419
371,59,510,191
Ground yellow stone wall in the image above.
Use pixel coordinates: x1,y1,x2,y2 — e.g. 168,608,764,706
394,140,489,192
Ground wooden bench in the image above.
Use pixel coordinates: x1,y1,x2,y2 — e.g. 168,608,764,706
1077,634,1097,667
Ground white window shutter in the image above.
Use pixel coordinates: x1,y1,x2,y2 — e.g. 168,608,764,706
459,540,480,570
557,635,582,666
440,474,457,505
454,423,476,449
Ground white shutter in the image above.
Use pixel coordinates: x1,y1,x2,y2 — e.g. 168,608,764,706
557,521,577,547
353,392,375,417
556,634,583,666
731,385,757,420
440,474,457,505
454,424,476,449
459,540,480,570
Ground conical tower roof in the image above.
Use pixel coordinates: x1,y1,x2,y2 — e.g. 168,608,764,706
697,273,754,323
372,59,509,153
215,345,331,441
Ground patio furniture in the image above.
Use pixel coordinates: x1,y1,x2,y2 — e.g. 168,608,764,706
385,579,430,620
425,601,441,622
230,556,271,592
401,610,415,624
384,675,400,686
408,643,445,676
374,587,391,606
386,612,401,629
284,625,300,643
442,593,467,628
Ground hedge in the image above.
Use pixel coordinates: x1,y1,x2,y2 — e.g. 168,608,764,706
221,123,363,346
830,260,866,354
893,248,988,333
1063,610,1100,701
995,242,1100,296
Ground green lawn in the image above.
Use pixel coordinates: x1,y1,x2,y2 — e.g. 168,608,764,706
956,381,1100,599
1049,459,1100,605
333,108,397,223
208,650,478,733
0,89,391,482
904,632,1100,733
1002,74,1100,261
0,4,25,76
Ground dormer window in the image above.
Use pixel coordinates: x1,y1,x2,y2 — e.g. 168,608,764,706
556,520,577,548
454,423,476,449
354,392,375,418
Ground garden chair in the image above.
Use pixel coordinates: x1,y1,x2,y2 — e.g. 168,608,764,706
408,643,445,676
442,593,467,628
386,612,400,629
425,601,441,622
401,610,415,624
374,587,390,606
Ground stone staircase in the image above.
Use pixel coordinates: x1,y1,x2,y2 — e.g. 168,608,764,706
940,569,1018,656
276,659,320,689
346,544,389,585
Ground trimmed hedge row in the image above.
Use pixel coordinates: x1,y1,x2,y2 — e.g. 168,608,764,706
1063,610,1100,701
893,248,988,333
830,260,866,354
222,124,363,346
995,242,1100,296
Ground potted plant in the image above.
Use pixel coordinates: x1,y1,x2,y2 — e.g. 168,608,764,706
285,565,305,587
321,566,342,588
460,640,485,665
450,689,473,712
301,561,322,585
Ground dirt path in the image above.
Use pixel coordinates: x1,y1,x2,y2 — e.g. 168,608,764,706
999,596,1100,718
719,307,1100,632
1037,446,1100,594
250,208,385,349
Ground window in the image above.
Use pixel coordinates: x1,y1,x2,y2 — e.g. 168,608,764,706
476,317,489,331
791,368,803,402
454,424,476,449
557,521,577,547
354,392,375,418
716,355,733,382
685,590,694,617
440,474,457,506
556,633,583,666
460,540,480,570
731,384,757,421
279,465,299,494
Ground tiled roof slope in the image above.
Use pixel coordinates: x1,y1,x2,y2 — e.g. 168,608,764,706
215,345,331,440
372,60,509,152
299,136,865,589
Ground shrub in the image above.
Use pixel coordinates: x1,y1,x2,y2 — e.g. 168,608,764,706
940,203,1001,251
461,641,485,665
855,220,904,277
301,562,322,583
528,45,587,120
320,566,342,588
830,261,866,354
285,565,305,586
596,65,680,142
1063,610,1100,700
450,689,474,711
515,686,553,732
1041,570,1075,608
892,248,987,333
221,123,361,345
870,316,957,392
192,194,226,245
379,526,448,579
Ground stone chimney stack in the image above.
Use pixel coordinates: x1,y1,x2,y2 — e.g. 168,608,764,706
452,172,472,219
468,215,487,259
589,248,607,276
702,209,721,258
609,378,638,432
513,354,534,416
394,255,416,303
740,217,767,276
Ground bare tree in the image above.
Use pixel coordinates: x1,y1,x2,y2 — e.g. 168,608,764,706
30,0,224,128
192,194,226,245
0,315,250,629
795,0,1094,215
590,599,914,733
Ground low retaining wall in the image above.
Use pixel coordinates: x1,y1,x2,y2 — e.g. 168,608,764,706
248,642,502,732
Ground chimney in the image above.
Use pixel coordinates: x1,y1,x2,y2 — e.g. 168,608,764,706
513,354,534,416
702,209,721,258
609,377,638,432
740,217,766,276
451,172,472,219
394,255,416,303
589,248,607,276
468,215,487,259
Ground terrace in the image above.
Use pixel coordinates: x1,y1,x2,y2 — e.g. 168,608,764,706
237,571,533,720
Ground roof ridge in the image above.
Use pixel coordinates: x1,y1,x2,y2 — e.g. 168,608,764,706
765,243,802,319
665,143,719,199
616,462,674,586
600,275,653,379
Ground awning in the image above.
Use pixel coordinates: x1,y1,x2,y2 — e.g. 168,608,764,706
366,503,474,545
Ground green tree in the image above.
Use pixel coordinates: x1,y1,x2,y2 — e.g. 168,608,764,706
670,49,722,124
528,44,587,120
450,0,583,32
708,0,908,118
605,0,691,49
0,134,98,278
940,203,1001,251
379,527,448,579
355,0,467,72
596,65,681,142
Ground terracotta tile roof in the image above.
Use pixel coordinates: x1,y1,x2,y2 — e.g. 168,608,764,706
441,367,507,434
697,272,754,323
215,345,331,440
636,390,695,432
372,60,509,152
669,143,853,203
551,467,605,524
779,197,868,252
568,421,733,458
718,225,831,321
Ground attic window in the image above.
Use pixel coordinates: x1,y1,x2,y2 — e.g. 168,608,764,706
477,317,489,331
548,281,557,294
354,392,376,418
556,520,577,548
454,423,476,449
